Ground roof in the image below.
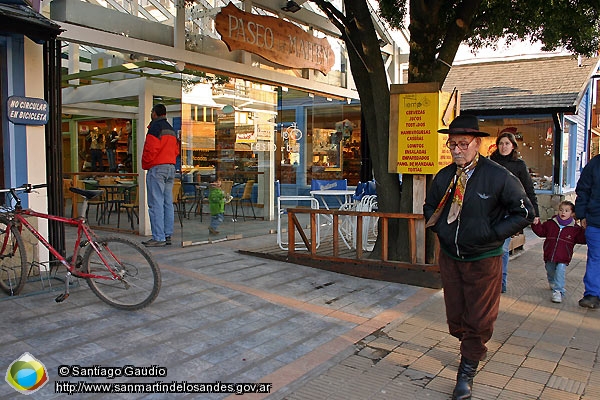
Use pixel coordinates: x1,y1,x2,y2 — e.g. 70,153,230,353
0,2,62,43
441,55,600,115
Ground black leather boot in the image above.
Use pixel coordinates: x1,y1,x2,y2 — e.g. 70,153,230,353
452,356,479,400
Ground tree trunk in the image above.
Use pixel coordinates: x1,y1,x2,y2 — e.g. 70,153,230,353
313,0,475,261
340,0,405,259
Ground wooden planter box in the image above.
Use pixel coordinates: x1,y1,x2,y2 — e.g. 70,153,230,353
509,233,526,253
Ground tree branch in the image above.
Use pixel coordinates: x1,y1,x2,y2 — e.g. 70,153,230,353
434,0,482,83
311,0,371,71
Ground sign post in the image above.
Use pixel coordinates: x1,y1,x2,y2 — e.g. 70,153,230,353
388,83,459,263
388,83,458,175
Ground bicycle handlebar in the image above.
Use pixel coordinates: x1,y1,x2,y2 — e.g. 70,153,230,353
0,183,48,194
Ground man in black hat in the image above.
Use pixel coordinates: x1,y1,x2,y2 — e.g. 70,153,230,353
423,114,534,399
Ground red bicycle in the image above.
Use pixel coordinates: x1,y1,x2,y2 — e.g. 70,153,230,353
0,184,161,310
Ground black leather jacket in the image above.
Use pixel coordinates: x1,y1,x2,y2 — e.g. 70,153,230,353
424,155,535,259
489,151,539,217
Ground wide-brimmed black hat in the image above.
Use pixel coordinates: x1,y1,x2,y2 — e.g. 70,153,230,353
437,114,490,137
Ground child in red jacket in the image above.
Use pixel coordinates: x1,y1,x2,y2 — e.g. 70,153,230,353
532,201,586,303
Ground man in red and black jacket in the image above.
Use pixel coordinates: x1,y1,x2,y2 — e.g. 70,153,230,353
141,103,179,247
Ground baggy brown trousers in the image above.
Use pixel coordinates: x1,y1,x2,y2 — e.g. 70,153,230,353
439,251,503,361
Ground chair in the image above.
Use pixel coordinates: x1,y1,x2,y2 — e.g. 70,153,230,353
275,180,320,250
86,177,114,223
351,181,367,202
310,179,347,191
172,179,184,226
356,194,378,251
181,181,201,220
231,180,256,220
97,177,123,224
119,186,139,230
221,180,234,202
365,180,377,195
63,178,74,217
310,179,348,209
351,180,376,202
338,194,378,251
220,180,234,210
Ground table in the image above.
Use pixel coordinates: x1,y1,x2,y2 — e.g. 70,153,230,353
310,190,355,249
93,183,135,225
181,182,209,219
309,190,355,210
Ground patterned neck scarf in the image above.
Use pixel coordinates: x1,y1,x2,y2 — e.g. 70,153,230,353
426,154,479,228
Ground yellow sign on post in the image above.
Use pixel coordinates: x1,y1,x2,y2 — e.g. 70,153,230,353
388,83,457,174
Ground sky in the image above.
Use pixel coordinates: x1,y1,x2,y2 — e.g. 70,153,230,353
453,38,571,64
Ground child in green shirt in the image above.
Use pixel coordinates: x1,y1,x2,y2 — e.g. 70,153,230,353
208,179,225,234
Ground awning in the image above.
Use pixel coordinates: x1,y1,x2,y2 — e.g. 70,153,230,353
0,2,62,44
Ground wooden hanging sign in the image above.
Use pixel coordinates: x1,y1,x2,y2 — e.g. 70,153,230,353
215,3,334,74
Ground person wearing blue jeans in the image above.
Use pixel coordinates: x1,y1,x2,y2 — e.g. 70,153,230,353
141,104,180,247
490,130,539,293
583,226,600,305
501,237,511,291
575,154,600,308
532,201,586,303
208,178,225,235
106,129,119,172
146,164,175,244
545,262,566,297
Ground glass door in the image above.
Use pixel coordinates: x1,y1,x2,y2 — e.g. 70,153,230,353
179,73,277,245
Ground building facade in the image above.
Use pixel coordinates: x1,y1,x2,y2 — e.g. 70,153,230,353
1,0,63,254
39,0,407,244
442,55,600,219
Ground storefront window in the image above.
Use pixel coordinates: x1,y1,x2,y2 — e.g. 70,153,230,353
180,76,276,184
274,90,363,189
307,97,361,185
75,119,133,173
480,117,554,191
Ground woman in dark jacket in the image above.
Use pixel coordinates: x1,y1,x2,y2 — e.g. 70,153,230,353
490,129,540,293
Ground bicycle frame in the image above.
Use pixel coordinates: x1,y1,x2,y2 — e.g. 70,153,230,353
0,184,161,308
4,188,123,282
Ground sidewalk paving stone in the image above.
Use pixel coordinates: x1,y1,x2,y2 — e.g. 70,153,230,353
0,228,599,399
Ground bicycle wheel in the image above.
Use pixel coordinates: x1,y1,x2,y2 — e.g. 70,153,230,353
82,236,161,310
0,218,28,295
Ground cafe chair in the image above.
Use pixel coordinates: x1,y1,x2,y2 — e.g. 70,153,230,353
180,181,201,220
338,194,378,251
231,180,256,221
310,179,348,209
86,177,114,223
120,186,139,230
97,177,126,225
275,180,320,250
63,178,75,217
352,179,377,202
310,179,347,191
172,179,184,226
221,180,234,204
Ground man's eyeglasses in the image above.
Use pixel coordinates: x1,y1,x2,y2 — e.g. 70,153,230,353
446,137,475,150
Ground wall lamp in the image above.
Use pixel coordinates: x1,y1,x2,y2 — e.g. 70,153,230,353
281,1,301,12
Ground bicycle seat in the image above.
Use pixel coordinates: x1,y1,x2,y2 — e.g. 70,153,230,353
70,187,104,200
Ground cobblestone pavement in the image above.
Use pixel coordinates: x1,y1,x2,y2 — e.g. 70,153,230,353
281,231,600,400
1,228,598,399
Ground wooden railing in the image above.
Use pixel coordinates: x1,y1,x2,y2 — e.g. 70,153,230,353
285,208,441,288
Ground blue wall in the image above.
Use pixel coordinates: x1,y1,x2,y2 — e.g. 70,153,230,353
0,34,29,206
